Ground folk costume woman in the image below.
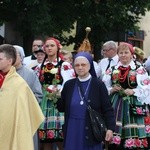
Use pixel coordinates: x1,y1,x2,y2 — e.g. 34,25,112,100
103,42,150,149
38,37,75,150
57,52,115,150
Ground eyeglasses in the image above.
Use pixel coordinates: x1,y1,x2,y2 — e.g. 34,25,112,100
74,63,88,68
102,48,112,52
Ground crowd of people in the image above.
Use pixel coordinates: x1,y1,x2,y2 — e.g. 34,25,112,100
0,37,150,150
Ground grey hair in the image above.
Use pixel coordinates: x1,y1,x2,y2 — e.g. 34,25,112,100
103,41,118,50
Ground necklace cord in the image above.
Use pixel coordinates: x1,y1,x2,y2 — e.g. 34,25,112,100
77,78,92,105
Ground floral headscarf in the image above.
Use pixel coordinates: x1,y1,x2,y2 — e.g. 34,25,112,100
119,42,134,55
44,37,62,50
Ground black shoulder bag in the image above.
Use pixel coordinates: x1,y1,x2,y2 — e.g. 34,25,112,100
77,78,107,142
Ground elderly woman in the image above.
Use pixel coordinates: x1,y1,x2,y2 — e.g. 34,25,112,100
57,52,115,150
103,42,150,149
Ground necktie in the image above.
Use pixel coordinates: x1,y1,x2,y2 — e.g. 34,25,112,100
106,58,112,70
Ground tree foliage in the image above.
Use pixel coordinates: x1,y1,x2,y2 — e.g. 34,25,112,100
0,0,150,57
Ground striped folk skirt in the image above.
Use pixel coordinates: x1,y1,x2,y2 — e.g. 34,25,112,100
38,89,64,142
110,93,148,149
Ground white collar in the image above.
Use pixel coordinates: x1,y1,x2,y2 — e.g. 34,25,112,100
78,74,92,82
110,55,119,61
44,57,61,65
115,60,136,70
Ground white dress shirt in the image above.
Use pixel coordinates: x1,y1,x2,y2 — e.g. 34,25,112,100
23,55,38,69
97,55,119,79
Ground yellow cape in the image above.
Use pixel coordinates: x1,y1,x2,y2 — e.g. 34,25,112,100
0,66,44,150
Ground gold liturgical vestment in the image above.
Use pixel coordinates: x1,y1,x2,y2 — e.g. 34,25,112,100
0,66,44,150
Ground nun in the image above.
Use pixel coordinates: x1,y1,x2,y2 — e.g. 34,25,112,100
57,52,115,150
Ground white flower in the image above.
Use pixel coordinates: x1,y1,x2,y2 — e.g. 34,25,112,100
50,68,58,74
48,84,61,92
113,69,120,74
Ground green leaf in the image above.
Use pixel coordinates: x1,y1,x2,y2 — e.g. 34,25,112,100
0,0,149,58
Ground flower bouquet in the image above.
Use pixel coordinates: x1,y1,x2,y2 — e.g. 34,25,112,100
112,69,130,100
45,84,61,103
114,84,131,101
45,68,61,104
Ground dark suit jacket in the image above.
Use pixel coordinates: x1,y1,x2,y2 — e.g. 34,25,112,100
57,77,115,146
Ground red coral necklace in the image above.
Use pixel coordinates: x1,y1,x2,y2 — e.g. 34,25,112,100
118,66,130,83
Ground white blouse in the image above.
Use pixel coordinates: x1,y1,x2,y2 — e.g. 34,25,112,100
102,60,150,104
